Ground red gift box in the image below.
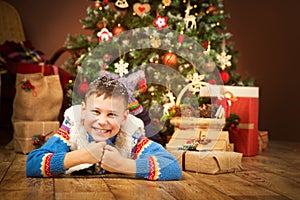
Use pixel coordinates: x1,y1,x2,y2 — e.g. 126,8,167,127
225,86,259,156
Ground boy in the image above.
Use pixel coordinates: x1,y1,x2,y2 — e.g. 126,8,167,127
26,76,182,180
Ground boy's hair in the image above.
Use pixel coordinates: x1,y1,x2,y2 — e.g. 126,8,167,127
84,76,129,108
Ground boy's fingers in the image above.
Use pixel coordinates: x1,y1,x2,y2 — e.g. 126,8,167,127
104,144,115,151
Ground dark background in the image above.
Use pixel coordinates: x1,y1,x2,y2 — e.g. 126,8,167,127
2,0,300,142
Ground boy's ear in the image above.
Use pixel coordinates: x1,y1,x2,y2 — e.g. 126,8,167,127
81,102,86,120
122,109,129,123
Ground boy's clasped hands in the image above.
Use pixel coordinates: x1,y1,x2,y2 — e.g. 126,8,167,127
83,141,136,174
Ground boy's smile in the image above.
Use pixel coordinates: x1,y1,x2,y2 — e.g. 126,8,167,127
81,94,128,142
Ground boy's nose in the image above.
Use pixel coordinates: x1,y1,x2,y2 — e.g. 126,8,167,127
96,115,107,124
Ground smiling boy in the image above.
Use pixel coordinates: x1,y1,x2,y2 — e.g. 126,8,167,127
26,76,182,180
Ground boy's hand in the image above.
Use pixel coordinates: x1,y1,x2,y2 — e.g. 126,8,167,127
101,145,136,175
83,141,106,164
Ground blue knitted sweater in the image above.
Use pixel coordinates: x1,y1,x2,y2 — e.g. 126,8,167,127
26,106,182,181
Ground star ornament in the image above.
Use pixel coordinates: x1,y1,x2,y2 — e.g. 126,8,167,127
216,51,232,70
114,59,129,77
153,15,168,30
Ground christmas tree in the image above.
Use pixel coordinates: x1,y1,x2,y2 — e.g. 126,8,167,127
62,0,254,141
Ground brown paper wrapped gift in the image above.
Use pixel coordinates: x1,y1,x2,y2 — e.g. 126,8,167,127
13,121,59,154
170,117,225,130
170,150,243,174
166,128,232,152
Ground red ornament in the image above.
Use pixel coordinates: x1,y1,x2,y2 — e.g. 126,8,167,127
112,24,125,36
206,5,218,15
162,52,177,67
138,78,147,93
220,70,230,84
178,32,184,44
202,41,209,49
208,79,216,84
77,78,89,98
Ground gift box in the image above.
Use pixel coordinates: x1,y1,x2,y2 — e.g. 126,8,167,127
258,130,268,152
224,86,259,156
169,150,243,174
166,126,232,152
13,121,59,154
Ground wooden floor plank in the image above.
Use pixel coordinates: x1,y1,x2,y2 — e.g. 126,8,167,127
0,153,54,200
157,172,233,200
236,170,300,199
102,178,174,200
54,177,115,199
187,172,285,199
241,155,300,183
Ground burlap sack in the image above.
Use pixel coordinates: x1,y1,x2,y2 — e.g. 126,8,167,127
12,73,63,122
13,121,59,154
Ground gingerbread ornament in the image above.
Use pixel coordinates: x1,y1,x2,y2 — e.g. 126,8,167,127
133,3,151,17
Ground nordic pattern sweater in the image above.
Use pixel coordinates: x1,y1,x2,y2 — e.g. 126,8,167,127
26,108,182,181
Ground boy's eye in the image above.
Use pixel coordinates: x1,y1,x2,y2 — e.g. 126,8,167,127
108,113,117,117
92,110,100,115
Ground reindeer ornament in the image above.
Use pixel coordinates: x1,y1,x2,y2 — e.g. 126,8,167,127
184,0,197,30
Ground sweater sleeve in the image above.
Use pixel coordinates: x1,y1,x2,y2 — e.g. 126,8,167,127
26,124,71,177
133,137,182,181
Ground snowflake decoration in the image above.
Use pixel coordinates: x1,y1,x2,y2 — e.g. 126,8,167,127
216,51,232,70
187,72,205,94
152,15,168,30
114,59,129,77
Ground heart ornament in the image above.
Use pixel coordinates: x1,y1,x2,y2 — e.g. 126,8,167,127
133,3,151,16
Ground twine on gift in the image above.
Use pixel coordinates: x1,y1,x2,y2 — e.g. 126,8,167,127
182,151,187,171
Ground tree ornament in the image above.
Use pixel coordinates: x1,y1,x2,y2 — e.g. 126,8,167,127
216,38,232,70
103,54,113,62
162,52,177,67
217,52,232,70
133,3,151,17
187,72,205,94
96,21,106,29
202,41,209,49
94,0,101,9
202,61,216,73
178,31,184,44
115,0,129,9
220,70,230,84
203,42,211,55
206,5,218,15
153,14,168,30
162,0,172,7
138,78,147,93
183,0,197,30
114,58,129,77
208,79,217,84
108,2,127,15
77,78,89,98
151,37,162,48
112,24,125,36
97,28,113,42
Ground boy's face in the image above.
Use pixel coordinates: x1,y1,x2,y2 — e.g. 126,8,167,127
81,94,128,142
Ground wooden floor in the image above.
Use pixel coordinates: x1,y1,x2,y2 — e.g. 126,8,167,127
0,141,299,200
